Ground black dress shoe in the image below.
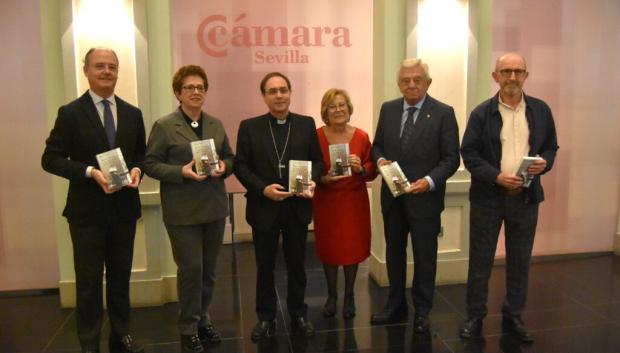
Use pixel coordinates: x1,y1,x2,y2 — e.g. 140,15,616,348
502,316,534,343
322,296,337,317
342,295,356,319
413,314,430,333
370,305,408,325
251,320,276,341
109,334,144,353
198,324,221,344
181,334,205,353
459,318,483,339
291,317,315,337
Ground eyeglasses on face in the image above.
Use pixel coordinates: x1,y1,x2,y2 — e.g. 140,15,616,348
182,85,206,93
497,69,527,78
265,87,290,95
327,102,348,112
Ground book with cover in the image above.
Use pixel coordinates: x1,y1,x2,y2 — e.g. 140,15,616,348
288,160,312,193
190,139,220,176
516,156,543,187
95,147,132,191
378,161,411,197
328,143,352,177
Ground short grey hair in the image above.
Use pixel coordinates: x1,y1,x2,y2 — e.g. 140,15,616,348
397,58,431,81
83,47,119,66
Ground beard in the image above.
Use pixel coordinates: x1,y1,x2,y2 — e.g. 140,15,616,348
502,83,522,97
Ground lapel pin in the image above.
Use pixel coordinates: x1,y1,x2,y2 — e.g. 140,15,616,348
426,114,431,118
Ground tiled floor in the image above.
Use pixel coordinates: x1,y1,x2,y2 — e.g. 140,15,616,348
1,240,619,353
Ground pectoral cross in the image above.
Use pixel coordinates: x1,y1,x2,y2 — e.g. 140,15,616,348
278,163,286,179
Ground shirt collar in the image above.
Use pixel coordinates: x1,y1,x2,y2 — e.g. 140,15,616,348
403,94,427,111
89,90,116,106
498,93,525,111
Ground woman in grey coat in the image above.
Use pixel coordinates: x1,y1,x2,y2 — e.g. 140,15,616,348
144,65,234,353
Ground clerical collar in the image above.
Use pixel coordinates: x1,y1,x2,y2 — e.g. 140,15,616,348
268,113,289,125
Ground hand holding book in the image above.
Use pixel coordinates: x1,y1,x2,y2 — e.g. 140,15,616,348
182,159,207,181
526,156,546,175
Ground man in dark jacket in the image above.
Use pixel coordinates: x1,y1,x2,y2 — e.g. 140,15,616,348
234,72,323,341
371,58,460,333
42,48,145,353
459,52,559,343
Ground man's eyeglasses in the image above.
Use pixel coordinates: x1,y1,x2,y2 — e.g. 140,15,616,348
497,69,527,78
182,85,206,93
265,87,290,95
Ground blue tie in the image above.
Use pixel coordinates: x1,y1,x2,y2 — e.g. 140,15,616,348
102,99,115,148
400,106,417,149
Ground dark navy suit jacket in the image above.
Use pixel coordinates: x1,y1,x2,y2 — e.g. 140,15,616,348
42,91,146,225
372,95,460,218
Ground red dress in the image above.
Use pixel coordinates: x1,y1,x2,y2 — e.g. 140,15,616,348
313,127,376,265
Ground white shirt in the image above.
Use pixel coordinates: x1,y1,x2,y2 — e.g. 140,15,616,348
498,95,530,175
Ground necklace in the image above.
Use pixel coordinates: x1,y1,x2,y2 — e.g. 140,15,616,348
190,121,199,128
268,118,291,179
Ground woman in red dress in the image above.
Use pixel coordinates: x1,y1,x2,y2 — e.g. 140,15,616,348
313,88,376,319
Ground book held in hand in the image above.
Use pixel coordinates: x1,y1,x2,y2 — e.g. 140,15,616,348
96,148,132,191
378,161,411,197
190,139,220,176
289,160,312,194
516,156,543,188
328,143,352,177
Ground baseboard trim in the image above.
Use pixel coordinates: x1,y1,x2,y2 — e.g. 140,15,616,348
369,252,468,287
368,251,617,288
0,288,59,298
58,276,179,308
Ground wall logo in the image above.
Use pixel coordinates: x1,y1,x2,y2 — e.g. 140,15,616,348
197,13,352,63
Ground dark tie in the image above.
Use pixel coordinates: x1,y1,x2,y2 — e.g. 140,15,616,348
102,99,115,148
400,106,417,149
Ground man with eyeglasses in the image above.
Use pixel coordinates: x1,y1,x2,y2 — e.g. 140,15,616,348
459,52,559,343
371,58,460,333
234,72,323,341
42,48,145,353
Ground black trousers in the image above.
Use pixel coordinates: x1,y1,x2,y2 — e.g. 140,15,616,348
466,197,539,319
383,197,441,315
252,202,309,321
69,220,136,349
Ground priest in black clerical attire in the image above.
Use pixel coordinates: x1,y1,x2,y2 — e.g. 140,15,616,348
234,72,323,341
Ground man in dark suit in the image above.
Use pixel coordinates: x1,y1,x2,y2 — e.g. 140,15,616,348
371,58,460,333
42,48,145,353
234,72,323,341
459,52,558,343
